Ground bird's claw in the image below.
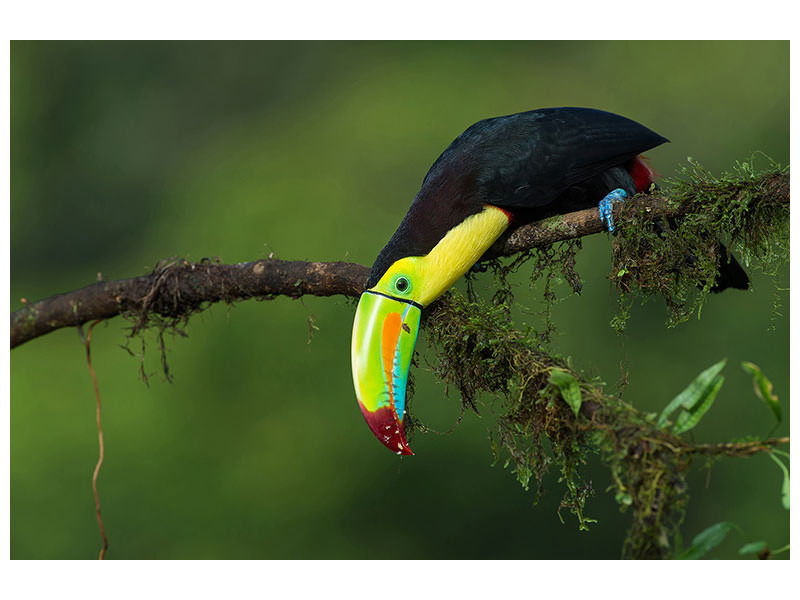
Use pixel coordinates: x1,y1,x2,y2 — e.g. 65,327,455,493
598,188,627,234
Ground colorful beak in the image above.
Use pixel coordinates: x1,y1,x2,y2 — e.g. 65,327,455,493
351,291,421,455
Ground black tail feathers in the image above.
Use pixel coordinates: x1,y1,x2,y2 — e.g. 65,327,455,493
711,243,749,293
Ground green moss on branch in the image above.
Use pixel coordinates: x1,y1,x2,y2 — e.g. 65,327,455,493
611,157,789,329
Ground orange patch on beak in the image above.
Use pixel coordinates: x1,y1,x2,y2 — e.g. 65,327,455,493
381,312,403,411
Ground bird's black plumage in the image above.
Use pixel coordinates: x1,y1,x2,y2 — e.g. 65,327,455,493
368,107,668,287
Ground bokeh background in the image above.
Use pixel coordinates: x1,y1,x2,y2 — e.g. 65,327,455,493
10,41,789,559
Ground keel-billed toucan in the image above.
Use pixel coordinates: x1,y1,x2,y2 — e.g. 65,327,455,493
351,107,748,455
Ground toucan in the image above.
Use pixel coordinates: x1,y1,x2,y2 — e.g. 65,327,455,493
350,107,748,456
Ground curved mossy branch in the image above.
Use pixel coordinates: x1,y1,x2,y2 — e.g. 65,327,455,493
420,292,790,559
10,169,788,349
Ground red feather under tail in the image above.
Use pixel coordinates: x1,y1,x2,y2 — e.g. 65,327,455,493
630,155,658,193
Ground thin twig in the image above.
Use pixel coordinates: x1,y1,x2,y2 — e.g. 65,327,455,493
85,320,109,560
679,436,790,457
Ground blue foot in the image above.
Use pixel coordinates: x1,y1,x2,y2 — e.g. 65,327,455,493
598,188,627,234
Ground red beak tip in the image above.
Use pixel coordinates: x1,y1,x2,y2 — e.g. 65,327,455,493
360,404,415,456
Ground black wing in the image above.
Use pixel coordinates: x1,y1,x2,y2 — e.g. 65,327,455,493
422,107,668,209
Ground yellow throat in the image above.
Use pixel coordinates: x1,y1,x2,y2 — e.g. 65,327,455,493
369,205,511,307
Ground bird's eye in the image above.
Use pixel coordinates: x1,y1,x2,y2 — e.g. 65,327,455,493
394,276,410,294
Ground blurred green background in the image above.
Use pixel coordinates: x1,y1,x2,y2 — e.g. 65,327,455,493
10,41,789,559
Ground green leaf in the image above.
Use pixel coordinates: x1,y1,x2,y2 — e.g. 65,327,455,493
549,368,582,418
741,362,781,422
738,541,768,555
676,521,737,559
768,453,790,510
657,359,727,432
672,374,724,434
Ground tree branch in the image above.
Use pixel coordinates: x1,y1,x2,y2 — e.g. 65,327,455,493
10,172,789,349
11,259,370,348
677,436,790,458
